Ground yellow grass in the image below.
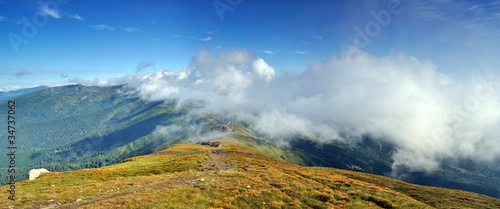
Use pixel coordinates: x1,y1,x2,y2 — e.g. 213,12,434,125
1,140,499,208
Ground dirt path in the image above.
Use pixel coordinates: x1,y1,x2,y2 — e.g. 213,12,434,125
203,148,230,171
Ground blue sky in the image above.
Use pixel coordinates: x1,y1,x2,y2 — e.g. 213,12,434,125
1,0,500,91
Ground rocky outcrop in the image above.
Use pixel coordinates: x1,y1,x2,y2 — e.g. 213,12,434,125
29,168,50,180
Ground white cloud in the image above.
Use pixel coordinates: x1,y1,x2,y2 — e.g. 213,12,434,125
206,31,218,34
315,35,323,40
91,25,115,30
73,48,500,174
172,34,181,37
248,58,275,82
294,50,310,54
0,85,21,92
39,4,60,19
199,37,212,41
0,16,5,21
263,50,274,54
69,14,84,20
125,27,139,32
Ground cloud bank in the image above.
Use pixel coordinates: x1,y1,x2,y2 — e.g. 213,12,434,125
71,48,500,173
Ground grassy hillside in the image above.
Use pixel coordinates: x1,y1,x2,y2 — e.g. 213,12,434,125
1,140,498,208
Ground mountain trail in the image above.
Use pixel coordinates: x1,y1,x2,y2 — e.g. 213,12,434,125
203,147,230,171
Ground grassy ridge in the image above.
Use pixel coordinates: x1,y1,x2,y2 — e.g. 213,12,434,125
1,140,498,208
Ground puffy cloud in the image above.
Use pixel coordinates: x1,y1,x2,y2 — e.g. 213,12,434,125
248,58,275,82
73,48,500,173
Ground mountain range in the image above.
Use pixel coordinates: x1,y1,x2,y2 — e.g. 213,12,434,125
0,84,499,208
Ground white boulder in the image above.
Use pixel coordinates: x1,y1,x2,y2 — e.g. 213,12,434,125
29,168,50,180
